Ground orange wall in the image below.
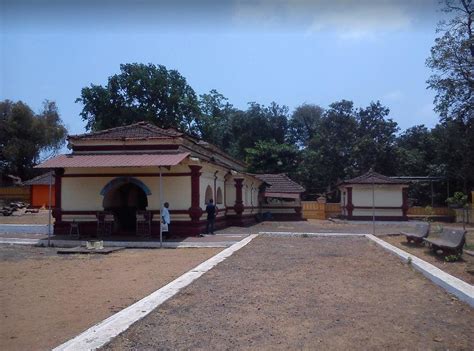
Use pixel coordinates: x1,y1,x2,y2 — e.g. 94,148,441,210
31,185,56,208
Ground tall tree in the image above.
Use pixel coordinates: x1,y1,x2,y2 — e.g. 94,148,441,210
396,125,436,176
288,104,324,147
300,100,358,197
77,63,201,134
426,0,473,123
227,102,289,159
198,89,235,150
245,140,301,176
426,0,474,192
352,101,399,174
0,100,67,180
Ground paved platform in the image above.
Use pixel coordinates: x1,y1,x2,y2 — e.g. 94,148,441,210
0,233,249,248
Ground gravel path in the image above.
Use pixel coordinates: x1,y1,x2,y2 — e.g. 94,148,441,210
103,236,474,350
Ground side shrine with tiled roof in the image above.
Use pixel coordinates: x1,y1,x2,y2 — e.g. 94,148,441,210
254,174,305,220
338,170,410,221
36,122,305,237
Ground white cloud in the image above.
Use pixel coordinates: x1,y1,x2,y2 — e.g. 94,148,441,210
231,0,426,39
383,90,404,102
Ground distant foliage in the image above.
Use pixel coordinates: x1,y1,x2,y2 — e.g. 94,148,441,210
77,63,201,134
0,100,67,180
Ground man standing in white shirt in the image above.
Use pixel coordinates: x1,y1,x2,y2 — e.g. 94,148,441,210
161,202,171,237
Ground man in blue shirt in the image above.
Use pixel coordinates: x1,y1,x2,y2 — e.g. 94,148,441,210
205,199,217,235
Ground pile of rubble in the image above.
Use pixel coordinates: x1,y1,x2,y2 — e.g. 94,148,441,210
1,201,28,216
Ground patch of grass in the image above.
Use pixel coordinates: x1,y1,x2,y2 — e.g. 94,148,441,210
444,254,462,262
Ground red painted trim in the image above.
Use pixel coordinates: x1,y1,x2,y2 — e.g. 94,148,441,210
188,165,203,222
29,185,33,205
234,178,244,215
54,169,64,221
346,187,353,217
72,144,180,152
63,173,191,178
402,188,409,218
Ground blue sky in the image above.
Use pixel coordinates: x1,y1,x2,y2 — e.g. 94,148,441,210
1,0,442,136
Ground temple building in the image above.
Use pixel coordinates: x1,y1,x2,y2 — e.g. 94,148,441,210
37,122,304,237
338,171,409,221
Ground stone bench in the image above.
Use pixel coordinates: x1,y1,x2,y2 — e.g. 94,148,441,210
423,228,466,255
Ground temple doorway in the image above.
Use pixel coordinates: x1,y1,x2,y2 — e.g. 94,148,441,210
103,182,148,233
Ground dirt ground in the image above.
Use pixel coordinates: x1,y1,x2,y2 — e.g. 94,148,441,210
0,245,221,351
103,236,474,351
382,234,474,285
0,209,52,225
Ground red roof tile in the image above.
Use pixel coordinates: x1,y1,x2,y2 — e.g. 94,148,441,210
340,170,409,185
35,153,189,168
68,122,182,141
23,171,55,185
255,174,305,193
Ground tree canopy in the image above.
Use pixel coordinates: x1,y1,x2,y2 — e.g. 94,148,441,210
426,0,473,124
0,100,67,180
77,63,201,134
426,0,474,193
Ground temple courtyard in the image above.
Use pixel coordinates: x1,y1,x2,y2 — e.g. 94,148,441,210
0,221,473,350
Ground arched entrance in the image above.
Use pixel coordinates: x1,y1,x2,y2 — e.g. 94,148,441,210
102,179,149,234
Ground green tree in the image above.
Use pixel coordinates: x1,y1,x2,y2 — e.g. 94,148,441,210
300,100,358,197
352,101,399,174
426,0,474,193
432,119,474,193
198,89,235,151
245,140,301,176
77,63,200,134
288,104,324,147
396,125,436,176
227,102,289,159
426,0,473,123
0,100,67,180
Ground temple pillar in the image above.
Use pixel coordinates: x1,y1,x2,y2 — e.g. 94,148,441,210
346,187,354,219
188,165,203,234
53,168,64,222
233,178,244,215
402,187,409,220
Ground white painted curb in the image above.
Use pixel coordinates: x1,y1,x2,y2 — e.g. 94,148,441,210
53,234,258,351
366,234,474,307
0,237,41,245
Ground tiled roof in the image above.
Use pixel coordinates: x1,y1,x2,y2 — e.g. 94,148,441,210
23,171,55,185
35,153,189,168
340,170,409,185
68,122,183,141
255,174,305,193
